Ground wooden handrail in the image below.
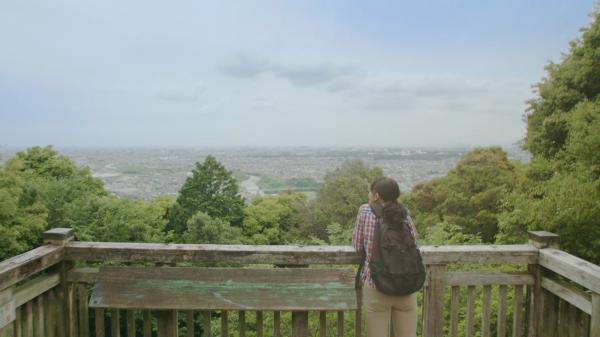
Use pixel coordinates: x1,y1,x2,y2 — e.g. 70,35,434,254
64,241,537,265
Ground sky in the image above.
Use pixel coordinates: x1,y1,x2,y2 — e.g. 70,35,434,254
0,0,597,148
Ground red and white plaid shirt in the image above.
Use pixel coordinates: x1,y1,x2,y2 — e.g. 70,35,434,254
352,203,418,288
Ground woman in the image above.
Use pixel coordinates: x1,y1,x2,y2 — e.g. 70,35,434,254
352,177,419,337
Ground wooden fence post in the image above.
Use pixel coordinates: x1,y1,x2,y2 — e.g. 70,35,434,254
43,228,75,337
592,293,600,337
423,264,447,337
527,231,560,337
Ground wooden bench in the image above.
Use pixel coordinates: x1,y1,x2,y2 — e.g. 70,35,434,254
89,267,358,337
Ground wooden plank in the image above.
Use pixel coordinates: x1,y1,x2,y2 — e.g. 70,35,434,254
221,310,228,337
583,312,590,337
111,309,120,337
0,323,14,337
14,306,21,337
78,284,90,337
423,264,446,337
0,245,64,291
319,312,326,337
482,285,491,337
498,285,507,337
65,242,537,265
22,302,32,337
539,249,600,295
95,309,105,337
466,285,476,337
542,276,592,315
89,267,357,311
186,311,194,337
256,311,263,337
66,242,360,265
143,310,151,337
67,283,76,337
46,290,56,337
513,285,523,337
203,311,211,337
542,290,557,337
292,311,308,337
273,311,280,337
444,272,534,286
67,268,99,284
238,311,245,337
156,310,176,337
568,305,578,337
527,264,542,337
559,301,569,337
592,293,600,337
13,274,60,307
450,286,459,337
33,296,44,337
336,311,343,337
126,310,135,337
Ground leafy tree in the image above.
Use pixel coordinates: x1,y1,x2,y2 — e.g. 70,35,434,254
403,147,519,243
243,193,306,244
302,159,383,240
524,9,600,159
182,211,242,244
166,155,245,235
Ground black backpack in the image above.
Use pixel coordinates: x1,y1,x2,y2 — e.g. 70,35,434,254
369,202,426,296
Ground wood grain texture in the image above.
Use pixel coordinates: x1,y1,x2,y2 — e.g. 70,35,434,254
78,284,90,337
539,249,600,294
0,245,63,291
143,310,151,337
13,273,60,307
89,267,357,311
541,276,592,315
466,285,476,337
592,293,600,337
94,309,105,337
450,286,459,337
513,285,523,337
482,285,492,337
65,242,537,265
444,272,534,286
423,265,447,337
497,285,507,337
292,311,308,337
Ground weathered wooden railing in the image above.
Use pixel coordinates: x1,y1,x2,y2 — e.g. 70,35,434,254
0,229,599,337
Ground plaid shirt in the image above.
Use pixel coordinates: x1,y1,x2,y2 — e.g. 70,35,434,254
352,203,418,288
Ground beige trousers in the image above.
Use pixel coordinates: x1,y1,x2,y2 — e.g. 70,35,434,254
362,286,418,337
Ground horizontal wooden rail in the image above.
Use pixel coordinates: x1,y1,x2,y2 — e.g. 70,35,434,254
541,276,592,315
443,272,534,286
64,242,537,265
14,273,60,307
0,245,64,291
539,248,600,294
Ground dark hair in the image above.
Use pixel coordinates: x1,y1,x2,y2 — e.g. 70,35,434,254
371,177,407,224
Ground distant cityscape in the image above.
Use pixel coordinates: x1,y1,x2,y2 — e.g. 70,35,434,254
0,146,530,201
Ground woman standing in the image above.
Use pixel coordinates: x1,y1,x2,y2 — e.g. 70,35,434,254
352,177,419,337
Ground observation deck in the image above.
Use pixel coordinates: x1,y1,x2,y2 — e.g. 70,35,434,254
0,229,599,337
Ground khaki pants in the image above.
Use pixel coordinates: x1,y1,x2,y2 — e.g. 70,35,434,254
362,286,417,337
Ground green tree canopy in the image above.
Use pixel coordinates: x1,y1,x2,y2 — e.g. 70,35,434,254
403,147,519,243
302,159,383,241
166,155,245,236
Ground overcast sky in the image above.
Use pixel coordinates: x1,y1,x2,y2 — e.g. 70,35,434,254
0,1,596,148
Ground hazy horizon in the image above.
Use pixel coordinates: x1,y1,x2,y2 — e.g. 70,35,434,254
1,1,596,148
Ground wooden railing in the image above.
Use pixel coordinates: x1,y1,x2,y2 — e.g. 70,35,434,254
0,229,599,337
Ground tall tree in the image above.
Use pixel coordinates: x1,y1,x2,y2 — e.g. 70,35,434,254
301,159,383,240
166,155,245,235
